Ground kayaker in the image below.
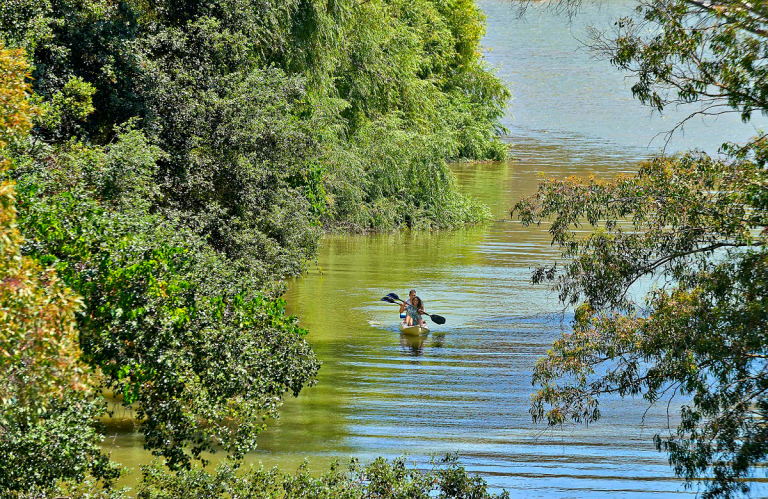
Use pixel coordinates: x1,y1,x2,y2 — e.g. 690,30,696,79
400,289,426,319
404,296,426,327
399,289,416,318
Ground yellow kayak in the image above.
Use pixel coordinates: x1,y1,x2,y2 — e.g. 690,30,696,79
398,322,430,336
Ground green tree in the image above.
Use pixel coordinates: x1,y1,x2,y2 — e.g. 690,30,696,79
516,149,768,497
141,62,322,280
0,396,119,494
0,42,118,495
0,0,144,141
33,455,509,499
14,130,321,469
513,0,768,498
135,454,510,499
2,0,509,481
513,0,768,496
587,0,768,134
3,0,507,235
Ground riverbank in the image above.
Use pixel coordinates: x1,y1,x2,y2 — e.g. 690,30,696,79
95,0,764,494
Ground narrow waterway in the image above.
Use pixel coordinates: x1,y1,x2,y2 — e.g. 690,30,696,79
106,1,766,496
260,1,766,496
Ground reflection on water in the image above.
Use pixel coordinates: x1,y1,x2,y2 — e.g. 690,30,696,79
398,332,446,356
399,334,427,355
103,1,767,497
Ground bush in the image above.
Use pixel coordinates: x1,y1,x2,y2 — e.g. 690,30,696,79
133,454,510,499
14,131,320,469
0,395,120,496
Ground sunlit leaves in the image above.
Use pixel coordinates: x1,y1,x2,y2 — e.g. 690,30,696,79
0,396,122,495
0,44,118,494
0,42,86,409
134,454,509,499
515,152,766,309
0,43,33,147
591,0,768,128
14,130,320,469
1,0,508,484
515,146,768,498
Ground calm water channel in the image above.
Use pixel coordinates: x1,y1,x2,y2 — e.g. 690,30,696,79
107,1,766,496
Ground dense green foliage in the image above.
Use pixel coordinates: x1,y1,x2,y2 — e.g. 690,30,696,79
136,455,509,499
0,43,119,494
13,126,321,469
515,0,768,496
27,455,509,499
0,396,120,494
2,0,505,234
0,0,508,494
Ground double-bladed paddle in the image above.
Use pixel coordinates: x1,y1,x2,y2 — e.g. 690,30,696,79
380,293,446,325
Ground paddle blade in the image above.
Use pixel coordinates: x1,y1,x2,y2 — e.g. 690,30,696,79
387,293,403,301
380,296,396,304
430,314,446,325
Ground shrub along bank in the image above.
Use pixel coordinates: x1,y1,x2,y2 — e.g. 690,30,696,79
45,455,510,499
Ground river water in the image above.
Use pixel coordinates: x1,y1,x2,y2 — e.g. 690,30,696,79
107,1,766,497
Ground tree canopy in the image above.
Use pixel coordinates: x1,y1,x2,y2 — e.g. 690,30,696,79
0,0,510,494
2,0,506,234
590,0,768,131
0,42,120,493
514,0,768,496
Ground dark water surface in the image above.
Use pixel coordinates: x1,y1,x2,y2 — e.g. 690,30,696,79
106,2,766,496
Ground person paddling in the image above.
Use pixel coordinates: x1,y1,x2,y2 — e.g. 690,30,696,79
381,291,446,326
399,289,417,318
404,296,426,327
